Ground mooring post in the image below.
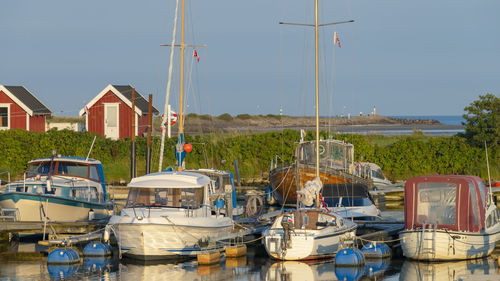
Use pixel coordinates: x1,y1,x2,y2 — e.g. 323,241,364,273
233,159,241,187
130,88,136,179
146,94,153,174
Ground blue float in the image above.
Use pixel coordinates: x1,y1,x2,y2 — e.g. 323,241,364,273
84,257,111,273
335,248,365,266
215,199,225,209
83,242,112,256
47,248,80,264
365,258,390,277
334,265,364,281
47,264,79,280
361,242,391,259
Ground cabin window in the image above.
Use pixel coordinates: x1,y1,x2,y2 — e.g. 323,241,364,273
223,176,231,187
477,181,486,206
371,168,385,180
300,144,314,164
330,145,344,162
417,182,456,225
468,182,480,227
126,187,204,208
57,162,89,178
29,162,54,175
89,165,100,181
0,106,8,129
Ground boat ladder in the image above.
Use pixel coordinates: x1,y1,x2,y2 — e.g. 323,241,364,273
419,223,437,258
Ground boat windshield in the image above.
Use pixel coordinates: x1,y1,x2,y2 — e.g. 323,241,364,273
126,187,204,208
27,161,99,181
324,197,373,207
416,182,456,225
28,162,53,175
371,168,385,180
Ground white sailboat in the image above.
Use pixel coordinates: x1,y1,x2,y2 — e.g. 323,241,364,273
106,0,234,260
263,1,356,260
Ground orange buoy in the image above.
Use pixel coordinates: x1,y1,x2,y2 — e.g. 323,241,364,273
183,143,192,153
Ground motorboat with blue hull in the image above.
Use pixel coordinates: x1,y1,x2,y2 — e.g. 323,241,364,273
0,156,113,222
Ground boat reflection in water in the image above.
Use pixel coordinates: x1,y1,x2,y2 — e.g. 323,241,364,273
399,258,500,281
265,260,368,281
118,258,243,281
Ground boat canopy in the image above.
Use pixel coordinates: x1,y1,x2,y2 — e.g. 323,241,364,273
404,175,487,232
127,171,210,189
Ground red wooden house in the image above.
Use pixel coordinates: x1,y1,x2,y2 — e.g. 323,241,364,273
0,85,52,132
79,84,159,140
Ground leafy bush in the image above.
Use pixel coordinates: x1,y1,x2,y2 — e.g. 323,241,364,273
0,129,496,184
216,113,233,121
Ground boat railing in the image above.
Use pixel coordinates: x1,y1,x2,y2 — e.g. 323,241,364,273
0,171,10,184
271,155,286,170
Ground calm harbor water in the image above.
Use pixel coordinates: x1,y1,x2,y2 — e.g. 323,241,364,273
1,209,499,281
1,248,500,281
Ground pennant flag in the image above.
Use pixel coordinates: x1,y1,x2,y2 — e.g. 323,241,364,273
334,32,341,48
193,50,200,62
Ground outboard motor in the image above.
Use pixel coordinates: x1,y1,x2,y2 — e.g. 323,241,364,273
281,215,294,250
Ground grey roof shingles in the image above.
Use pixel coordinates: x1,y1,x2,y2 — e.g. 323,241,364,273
112,85,159,115
3,86,52,115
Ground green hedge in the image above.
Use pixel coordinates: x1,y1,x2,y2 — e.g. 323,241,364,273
0,129,496,183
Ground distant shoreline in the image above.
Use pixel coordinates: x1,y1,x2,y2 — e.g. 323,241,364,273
170,114,465,135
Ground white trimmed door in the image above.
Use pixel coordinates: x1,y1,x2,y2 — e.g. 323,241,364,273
104,103,119,139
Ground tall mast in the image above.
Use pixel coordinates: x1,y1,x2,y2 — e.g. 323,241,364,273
314,0,320,178
176,0,186,170
314,0,320,207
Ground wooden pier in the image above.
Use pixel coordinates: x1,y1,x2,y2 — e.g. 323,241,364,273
0,219,108,235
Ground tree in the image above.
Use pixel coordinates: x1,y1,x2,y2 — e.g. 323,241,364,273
462,93,500,150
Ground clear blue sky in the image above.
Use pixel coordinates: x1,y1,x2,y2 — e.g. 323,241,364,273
1,0,499,117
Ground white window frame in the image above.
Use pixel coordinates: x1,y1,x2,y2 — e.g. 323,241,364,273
0,103,11,130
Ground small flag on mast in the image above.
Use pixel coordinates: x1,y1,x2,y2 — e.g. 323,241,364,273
334,32,341,48
193,50,200,62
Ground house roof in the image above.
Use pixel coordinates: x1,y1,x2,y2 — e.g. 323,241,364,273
112,85,159,115
0,85,52,116
79,84,159,116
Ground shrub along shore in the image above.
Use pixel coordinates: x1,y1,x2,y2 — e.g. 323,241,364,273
0,128,497,185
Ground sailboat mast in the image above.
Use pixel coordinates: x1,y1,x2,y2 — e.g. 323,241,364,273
314,0,320,208
177,0,186,170
314,0,320,178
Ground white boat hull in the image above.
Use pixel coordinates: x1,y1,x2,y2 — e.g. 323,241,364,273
0,193,111,222
264,227,356,260
263,209,357,261
400,228,500,261
108,208,233,259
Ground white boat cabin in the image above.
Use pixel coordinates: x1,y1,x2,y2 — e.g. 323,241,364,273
125,171,210,210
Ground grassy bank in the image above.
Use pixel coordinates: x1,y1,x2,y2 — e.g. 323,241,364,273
0,129,497,184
